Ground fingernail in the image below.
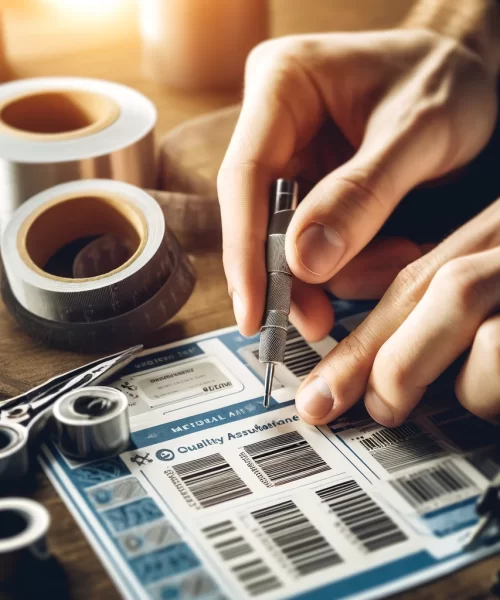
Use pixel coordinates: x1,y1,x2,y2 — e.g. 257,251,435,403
296,223,345,276
232,292,245,329
296,376,333,419
365,388,394,426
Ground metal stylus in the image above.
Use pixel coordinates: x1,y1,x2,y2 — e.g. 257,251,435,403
259,179,298,408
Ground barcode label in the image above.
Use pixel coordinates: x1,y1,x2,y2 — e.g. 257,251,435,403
359,423,444,473
251,500,342,576
390,460,476,509
244,431,330,486
173,454,252,508
202,520,281,596
317,480,407,552
252,326,322,380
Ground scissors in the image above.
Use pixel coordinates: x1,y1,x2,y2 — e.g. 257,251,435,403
0,345,142,485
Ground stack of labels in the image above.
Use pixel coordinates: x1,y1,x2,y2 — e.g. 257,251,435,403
0,77,157,227
1,179,195,352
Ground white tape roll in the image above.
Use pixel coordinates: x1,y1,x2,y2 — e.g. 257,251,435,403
54,386,131,460
0,498,51,581
0,77,157,226
1,179,196,351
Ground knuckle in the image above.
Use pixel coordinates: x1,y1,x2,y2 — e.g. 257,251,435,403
334,329,372,369
390,257,432,304
335,173,388,215
431,258,484,313
245,36,303,79
245,39,277,72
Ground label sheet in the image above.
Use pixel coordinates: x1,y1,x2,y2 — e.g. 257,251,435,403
40,302,500,600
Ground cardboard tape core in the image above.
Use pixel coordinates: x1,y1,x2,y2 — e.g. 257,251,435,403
19,193,147,282
0,90,120,140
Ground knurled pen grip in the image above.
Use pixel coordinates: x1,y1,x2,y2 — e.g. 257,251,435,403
259,180,298,365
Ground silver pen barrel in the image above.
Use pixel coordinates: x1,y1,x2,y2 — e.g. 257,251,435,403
259,179,298,408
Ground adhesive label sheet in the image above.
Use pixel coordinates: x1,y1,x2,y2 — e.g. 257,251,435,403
40,301,500,600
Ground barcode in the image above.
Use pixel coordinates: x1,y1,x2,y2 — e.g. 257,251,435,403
359,423,444,473
317,480,407,552
202,520,281,596
359,423,422,450
251,500,342,576
244,431,330,486
173,454,252,508
252,326,322,380
390,460,476,508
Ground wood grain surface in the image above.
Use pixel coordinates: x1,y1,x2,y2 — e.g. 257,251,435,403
0,1,499,598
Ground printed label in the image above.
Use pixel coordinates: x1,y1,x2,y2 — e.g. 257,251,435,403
39,319,500,600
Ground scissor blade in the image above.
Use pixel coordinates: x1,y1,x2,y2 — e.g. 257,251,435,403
0,345,143,412
86,344,143,386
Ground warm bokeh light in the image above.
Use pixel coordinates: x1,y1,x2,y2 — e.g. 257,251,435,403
41,0,124,18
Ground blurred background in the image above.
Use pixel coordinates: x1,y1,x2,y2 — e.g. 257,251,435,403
0,0,416,135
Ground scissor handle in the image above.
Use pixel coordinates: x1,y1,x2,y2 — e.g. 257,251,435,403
0,345,142,484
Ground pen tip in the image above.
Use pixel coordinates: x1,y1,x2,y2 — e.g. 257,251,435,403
263,363,275,409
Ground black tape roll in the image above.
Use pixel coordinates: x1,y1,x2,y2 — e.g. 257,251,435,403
1,217,195,353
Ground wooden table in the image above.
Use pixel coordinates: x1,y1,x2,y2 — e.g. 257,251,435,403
0,1,498,598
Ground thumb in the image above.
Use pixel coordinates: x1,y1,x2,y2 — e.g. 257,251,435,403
285,102,452,284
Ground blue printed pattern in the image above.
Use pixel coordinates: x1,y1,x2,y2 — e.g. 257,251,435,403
147,567,224,600
70,456,131,489
103,498,164,534
130,544,201,584
117,520,181,558
86,477,147,510
49,449,219,596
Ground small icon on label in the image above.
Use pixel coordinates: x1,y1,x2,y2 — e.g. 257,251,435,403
156,449,175,462
130,453,153,466
94,490,112,505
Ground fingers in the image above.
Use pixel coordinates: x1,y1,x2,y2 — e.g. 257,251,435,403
295,195,500,426
294,254,436,425
326,237,422,299
290,238,421,346
366,248,500,426
455,314,500,421
289,279,334,342
218,38,325,336
284,61,456,286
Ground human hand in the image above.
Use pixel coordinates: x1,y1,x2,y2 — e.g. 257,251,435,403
218,28,497,342
295,196,500,427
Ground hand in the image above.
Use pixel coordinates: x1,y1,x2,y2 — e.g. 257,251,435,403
218,29,497,343
296,196,500,427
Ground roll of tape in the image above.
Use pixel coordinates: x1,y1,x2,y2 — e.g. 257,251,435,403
53,386,130,460
0,498,51,583
0,77,157,226
1,179,195,351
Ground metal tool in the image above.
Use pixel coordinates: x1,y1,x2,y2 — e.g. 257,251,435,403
258,179,298,408
0,345,141,484
463,473,500,548
53,386,130,461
